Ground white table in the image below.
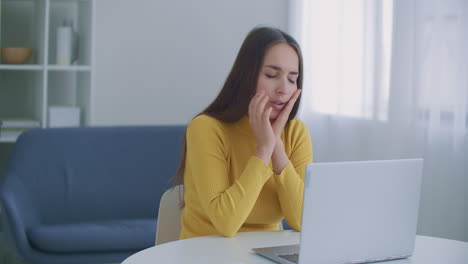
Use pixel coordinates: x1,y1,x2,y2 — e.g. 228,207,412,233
122,231,468,264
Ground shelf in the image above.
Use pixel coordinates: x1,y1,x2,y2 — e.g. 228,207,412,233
48,0,92,66
1,0,46,65
0,71,45,125
47,65,91,71
0,65,44,71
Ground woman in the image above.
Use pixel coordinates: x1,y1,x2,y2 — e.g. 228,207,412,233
174,26,313,239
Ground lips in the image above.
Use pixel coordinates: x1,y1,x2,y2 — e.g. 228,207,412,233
271,101,286,111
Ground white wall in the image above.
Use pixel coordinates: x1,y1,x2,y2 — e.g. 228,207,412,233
93,0,288,125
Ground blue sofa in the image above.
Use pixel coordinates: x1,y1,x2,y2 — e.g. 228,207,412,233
0,126,186,264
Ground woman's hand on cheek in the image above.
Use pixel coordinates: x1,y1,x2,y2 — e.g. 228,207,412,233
248,91,276,164
272,89,302,139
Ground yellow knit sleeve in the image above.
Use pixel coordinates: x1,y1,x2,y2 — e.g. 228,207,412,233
186,116,273,237
274,119,313,231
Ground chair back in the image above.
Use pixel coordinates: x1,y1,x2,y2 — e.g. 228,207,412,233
155,185,184,245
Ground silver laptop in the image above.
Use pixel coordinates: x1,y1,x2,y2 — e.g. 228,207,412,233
253,159,423,264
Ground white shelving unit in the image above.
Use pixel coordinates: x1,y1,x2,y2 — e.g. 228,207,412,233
0,0,94,142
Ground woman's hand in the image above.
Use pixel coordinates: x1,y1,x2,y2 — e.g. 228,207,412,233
271,89,302,140
248,91,276,164
271,89,301,174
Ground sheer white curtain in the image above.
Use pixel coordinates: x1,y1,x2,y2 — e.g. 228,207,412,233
289,0,468,242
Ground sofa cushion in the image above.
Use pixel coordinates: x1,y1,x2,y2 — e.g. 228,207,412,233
27,219,156,253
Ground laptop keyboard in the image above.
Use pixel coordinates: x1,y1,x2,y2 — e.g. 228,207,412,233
278,253,299,263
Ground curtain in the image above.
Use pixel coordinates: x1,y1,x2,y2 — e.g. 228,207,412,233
289,0,468,242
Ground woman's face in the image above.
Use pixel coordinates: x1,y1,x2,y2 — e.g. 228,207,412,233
256,42,299,121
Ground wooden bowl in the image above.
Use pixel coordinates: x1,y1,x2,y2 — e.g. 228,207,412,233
1,47,33,64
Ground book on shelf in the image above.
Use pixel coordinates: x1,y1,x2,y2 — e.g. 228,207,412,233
0,119,41,129
0,119,41,142
0,131,23,137
0,131,22,142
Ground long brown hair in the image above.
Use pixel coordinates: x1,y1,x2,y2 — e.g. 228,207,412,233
172,26,303,190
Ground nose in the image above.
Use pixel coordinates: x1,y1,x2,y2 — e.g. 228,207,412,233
275,77,290,94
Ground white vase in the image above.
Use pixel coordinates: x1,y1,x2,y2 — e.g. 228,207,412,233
56,20,78,65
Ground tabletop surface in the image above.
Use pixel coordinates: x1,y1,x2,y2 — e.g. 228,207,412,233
122,231,468,264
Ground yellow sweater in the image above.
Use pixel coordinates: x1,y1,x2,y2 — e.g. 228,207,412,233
179,114,313,239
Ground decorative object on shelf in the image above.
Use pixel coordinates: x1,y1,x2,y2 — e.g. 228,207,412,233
0,47,33,64
56,19,79,65
0,119,40,142
48,106,81,127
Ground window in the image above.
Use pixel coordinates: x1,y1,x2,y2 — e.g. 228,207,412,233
293,0,394,121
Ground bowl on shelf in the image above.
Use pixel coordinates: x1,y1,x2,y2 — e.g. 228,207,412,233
1,47,33,64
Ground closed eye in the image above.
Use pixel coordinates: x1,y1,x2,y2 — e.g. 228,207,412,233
266,73,296,84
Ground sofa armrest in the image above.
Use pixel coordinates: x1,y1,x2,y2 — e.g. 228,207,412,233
1,172,40,256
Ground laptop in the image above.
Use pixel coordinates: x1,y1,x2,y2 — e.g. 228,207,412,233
253,159,423,264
